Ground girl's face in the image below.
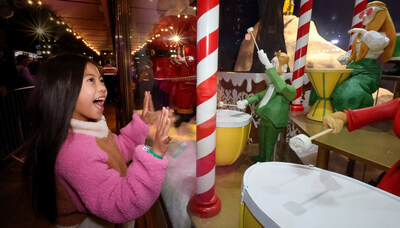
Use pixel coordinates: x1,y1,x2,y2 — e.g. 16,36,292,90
72,62,107,121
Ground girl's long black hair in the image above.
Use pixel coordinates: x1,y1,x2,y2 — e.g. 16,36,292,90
23,55,90,224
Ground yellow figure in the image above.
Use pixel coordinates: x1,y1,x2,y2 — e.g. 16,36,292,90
283,0,294,15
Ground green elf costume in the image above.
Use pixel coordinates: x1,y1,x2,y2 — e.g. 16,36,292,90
237,50,296,162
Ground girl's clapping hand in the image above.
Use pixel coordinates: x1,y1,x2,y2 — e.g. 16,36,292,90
141,91,156,124
152,107,172,157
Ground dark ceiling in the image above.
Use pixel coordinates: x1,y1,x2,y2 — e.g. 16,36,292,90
0,0,102,60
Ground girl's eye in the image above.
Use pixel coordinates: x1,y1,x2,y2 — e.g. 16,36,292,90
88,78,95,82
100,78,104,83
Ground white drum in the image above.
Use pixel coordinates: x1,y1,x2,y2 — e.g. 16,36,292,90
240,162,400,227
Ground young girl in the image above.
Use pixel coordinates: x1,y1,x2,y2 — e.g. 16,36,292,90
23,55,172,227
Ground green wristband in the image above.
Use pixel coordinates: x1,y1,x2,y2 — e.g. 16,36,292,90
144,146,163,159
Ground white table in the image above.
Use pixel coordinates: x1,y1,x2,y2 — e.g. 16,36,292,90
241,162,400,227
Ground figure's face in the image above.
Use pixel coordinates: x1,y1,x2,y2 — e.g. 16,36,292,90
360,6,384,26
271,56,288,76
72,62,107,121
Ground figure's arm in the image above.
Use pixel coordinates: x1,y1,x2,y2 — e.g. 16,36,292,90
360,30,389,51
337,51,351,65
345,98,398,132
323,98,399,133
246,90,266,104
264,67,296,101
236,90,267,110
349,28,390,51
322,111,347,133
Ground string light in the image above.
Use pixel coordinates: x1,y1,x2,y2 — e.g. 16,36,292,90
24,0,101,56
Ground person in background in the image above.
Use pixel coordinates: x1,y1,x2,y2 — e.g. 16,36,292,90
101,59,118,103
28,60,40,78
15,55,34,86
22,55,172,227
0,49,18,95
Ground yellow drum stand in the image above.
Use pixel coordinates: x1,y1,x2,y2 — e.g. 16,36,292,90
306,68,353,121
216,109,251,166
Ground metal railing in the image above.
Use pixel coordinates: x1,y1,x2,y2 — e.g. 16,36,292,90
0,86,34,161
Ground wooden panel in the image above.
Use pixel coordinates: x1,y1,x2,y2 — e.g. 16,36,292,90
136,197,172,228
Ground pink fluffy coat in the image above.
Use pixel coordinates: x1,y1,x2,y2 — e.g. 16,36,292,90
55,114,168,223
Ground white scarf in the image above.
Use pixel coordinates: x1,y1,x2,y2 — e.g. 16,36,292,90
70,116,109,138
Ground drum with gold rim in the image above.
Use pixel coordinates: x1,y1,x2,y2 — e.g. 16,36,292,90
216,109,251,166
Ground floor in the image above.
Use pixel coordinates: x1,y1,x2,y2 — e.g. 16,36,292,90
0,103,385,227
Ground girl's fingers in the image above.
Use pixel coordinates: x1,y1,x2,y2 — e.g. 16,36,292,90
156,107,166,134
155,108,163,132
163,135,172,144
148,92,155,112
159,108,168,134
143,92,149,113
162,116,171,137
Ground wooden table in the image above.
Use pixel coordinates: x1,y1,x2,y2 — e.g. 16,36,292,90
381,74,400,99
290,111,400,171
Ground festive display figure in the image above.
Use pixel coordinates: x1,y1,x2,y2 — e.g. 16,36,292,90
327,1,396,111
147,14,197,126
237,50,296,162
322,97,400,196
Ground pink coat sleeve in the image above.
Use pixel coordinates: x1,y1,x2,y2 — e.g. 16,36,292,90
115,113,150,161
56,132,167,223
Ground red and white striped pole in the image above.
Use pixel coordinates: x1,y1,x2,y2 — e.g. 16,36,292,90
188,0,221,218
290,0,313,112
348,0,367,50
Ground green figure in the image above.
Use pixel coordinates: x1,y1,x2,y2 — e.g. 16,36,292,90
237,51,296,162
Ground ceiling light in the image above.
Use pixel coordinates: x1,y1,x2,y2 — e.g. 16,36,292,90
36,28,43,35
172,36,180,42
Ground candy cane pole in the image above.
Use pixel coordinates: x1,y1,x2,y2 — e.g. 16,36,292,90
348,0,367,50
290,0,313,112
188,0,221,218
